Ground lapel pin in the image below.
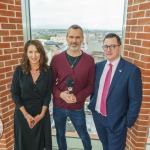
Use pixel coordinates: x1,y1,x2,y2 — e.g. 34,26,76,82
119,70,122,72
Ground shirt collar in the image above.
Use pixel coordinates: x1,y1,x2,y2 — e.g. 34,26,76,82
106,57,121,68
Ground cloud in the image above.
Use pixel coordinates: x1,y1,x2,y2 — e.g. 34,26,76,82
30,0,125,29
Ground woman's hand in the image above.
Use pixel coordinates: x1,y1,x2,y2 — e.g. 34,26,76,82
25,114,35,129
32,113,45,128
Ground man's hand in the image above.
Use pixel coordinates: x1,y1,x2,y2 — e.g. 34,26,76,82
60,91,77,103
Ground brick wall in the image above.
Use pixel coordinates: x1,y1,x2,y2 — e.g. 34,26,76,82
0,0,150,150
124,0,150,149
0,0,24,149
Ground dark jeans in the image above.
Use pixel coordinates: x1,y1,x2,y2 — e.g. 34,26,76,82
53,106,92,150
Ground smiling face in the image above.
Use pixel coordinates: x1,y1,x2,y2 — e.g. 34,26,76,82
66,28,84,51
27,45,41,66
103,37,122,63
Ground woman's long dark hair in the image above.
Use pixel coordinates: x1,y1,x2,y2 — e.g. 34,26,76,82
21,40,48,74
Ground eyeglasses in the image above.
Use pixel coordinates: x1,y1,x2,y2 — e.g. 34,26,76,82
102,45,120,51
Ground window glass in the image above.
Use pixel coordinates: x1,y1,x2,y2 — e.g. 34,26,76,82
30,0,126,138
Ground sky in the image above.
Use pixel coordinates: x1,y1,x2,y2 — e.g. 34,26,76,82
30,0,125,30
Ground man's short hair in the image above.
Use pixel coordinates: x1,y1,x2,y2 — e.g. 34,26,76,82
67,24,83,36
103,33,121,45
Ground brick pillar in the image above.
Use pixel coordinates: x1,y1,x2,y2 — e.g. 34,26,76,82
124,0,150,150
0,0,24,149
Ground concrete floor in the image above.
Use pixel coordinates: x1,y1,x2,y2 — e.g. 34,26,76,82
52,136,102,150
52,136,150,150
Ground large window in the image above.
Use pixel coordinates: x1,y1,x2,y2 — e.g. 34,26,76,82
23,0,127,138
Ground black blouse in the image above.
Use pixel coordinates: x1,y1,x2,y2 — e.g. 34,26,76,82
10,66,52,108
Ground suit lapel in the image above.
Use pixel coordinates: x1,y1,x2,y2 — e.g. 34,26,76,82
107,58,125,99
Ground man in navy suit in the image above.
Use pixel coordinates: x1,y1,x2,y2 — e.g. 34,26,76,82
88,33,142,150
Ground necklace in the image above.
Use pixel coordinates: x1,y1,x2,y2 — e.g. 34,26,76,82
67,54,79,68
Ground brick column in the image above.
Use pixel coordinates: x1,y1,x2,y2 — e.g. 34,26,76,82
0,0,24,149
124,0,150,150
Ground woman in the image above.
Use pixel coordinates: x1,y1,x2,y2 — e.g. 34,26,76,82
11,40,52,150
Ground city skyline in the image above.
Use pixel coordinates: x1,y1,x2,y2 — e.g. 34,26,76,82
30,0,125,30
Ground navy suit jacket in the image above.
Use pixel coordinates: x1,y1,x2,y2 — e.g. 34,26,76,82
88,57,142,131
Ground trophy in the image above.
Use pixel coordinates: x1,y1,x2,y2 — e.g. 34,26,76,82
66,77,74,94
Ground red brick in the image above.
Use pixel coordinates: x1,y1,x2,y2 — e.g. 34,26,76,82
0,30,9,36
128,5,139,12
0,62,4,68
127,13,132,19
138,18,150,25
126,25,131,32
5,60,18,66
18,36,24,41
128,0,133,5
131,26,143,32
9,17,22,23
142,41,150,47
16,11,22,17
4,48,18,54
139,109,150,115
0,66,12,74
124,45,135,52
130,39,142,46
12,53,22,59
141,55,150,62
0,78,12,86
0,0,14,4
143,89,150,95
138,114,149,120
11,41,24,47
0,43,10,50
0,10,15,17
19,47,24,52
134,0,146,4
17,24,22,29
135,47,150,55
0,17,8,23
0,85,6,91
137,33,150,40
1,24,16,29
125,39,130,44
3,36,17,42
0,55,11,61
10,30,23,35
142,76,150,82
146,10,150,17
0,3,7,9
129,52,140,60
125,32,136,38
123,56,134,63
0,90,10,98
15,0,21,5
8,5,21,11
127,19,138,25
132,11,145,18
133,60,146,68
1,99,13,108
144,26,150,32
139,2,150,10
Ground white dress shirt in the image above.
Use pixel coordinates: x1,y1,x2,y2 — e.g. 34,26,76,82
95,57,121,114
